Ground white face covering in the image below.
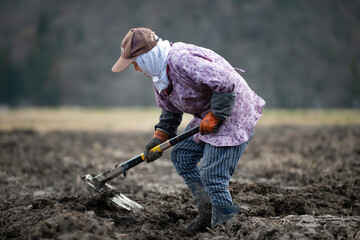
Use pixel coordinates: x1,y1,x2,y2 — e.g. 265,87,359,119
136,36,171,93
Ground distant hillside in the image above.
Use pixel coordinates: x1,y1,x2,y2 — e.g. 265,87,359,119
1,0,359,108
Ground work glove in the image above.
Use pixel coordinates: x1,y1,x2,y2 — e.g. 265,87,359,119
144,129,169,162
199,110,221,135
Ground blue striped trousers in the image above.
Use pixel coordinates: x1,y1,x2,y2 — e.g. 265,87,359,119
171,131,252,206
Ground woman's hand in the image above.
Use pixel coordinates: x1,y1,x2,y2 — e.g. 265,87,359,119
144,129,169,162
199,110,221,135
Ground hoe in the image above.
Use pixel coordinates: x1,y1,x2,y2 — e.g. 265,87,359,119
82,126,200,212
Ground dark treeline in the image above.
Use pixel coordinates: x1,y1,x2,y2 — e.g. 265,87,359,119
0,0,359,108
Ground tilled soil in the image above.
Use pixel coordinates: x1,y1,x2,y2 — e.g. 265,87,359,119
1,126,360,239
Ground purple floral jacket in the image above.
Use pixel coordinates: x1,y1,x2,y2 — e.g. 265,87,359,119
154,42,265,146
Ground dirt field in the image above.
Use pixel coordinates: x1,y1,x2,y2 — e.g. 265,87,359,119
1,125,360,239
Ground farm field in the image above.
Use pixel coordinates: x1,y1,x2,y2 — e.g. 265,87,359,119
0,108,359,239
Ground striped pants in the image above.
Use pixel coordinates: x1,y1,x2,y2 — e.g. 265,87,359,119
171,131,252,206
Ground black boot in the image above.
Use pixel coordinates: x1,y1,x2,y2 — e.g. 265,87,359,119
187,182,212,234
211,204,240,227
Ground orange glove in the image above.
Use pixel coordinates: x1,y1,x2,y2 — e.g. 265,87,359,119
200,110,221,135
153,128,170,142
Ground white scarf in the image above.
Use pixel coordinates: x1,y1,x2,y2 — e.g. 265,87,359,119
136,37,171,93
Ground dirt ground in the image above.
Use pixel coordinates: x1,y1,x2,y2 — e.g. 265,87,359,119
1,125,360,239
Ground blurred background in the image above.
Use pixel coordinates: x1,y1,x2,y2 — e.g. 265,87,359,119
1,0,360,108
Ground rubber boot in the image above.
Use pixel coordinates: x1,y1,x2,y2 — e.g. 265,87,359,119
187,182,212,234
211,204,240,227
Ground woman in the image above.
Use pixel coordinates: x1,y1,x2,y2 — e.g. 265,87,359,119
112,27,265,233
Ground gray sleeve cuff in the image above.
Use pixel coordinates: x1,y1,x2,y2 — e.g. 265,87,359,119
154,109,183,137
210,91,236,120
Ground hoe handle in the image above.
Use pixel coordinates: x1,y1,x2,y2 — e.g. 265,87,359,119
93,125,200,185
141,125,200,160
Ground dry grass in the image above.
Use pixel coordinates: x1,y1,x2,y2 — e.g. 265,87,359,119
0,107,359,132
258,109,360,126
0,107,192,132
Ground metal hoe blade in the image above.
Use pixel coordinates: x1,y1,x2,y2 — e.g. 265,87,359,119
82,126,200,213
105,183,144,212
83,174,144,213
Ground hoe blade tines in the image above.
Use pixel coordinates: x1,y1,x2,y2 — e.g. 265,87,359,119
105,183,144,213
83,174,103,192
82,174,144,213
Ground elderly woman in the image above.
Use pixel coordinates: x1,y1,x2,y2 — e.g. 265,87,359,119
112,27,265,233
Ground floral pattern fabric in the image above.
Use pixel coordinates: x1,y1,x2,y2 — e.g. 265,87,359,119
154,42,266,146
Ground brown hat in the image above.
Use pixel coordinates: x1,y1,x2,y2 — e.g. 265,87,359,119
111,27,157,72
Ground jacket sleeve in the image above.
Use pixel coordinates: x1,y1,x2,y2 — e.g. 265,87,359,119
154,109,183,138
176,51,237,120
210,91,236,120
